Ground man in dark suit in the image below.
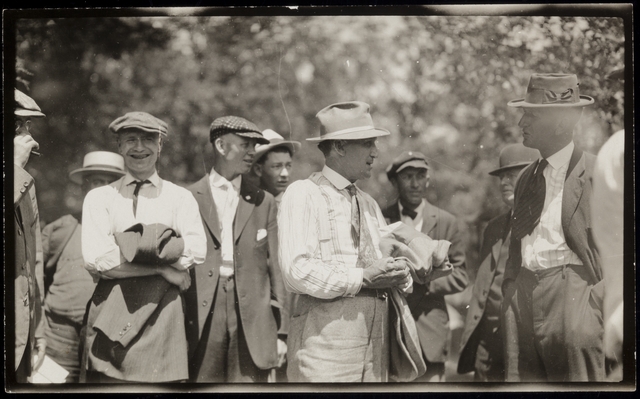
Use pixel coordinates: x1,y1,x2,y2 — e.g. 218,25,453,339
13,89,47,383
382,151,468,382
502,73,604,381
457,143,539,381
185,116,288,382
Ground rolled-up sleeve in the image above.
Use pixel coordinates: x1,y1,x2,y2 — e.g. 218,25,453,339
175,191,207,269
278,181,362,299
82,187,122,275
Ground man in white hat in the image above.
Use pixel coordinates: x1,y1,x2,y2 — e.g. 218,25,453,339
502,73,604,381
38,151,125,382
278,101,413,382
247,129,301,207
13,89,47,383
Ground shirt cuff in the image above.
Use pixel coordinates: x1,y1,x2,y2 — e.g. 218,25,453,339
94,247,123,273
344,268,364,297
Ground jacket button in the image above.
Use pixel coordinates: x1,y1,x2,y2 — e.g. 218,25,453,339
208,270,213,277
202,300,208,307
474,315,479,320
20,187,26,193
127,322,131,327
24,181,30,187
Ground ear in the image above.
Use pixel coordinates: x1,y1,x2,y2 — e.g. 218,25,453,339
214,137,225,155
253,163,263,177
333,140,347,157
425,173,430,189
158,136,164,154
390,177,398,190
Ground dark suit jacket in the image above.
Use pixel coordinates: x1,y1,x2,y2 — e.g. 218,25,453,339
383,200,468,363
457,211,511,374
504,147,601,287
185,176,287,372
14,165,45,377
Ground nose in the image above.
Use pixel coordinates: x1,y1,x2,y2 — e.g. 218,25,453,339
409,177,419,188
280,167,289,177
370,142,379,158
518,114,527,128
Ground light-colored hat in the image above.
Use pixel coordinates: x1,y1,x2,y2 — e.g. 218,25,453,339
69,151,126,184
488,143,540,176
109,112,169,136
254,129,301,163
15,89,46,118
507,73,594,108
307,101,390,142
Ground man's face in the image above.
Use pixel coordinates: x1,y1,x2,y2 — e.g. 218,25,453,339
218,134,257,176
15,115,33,138
498,167,523,208
395,167,429,208
82,172,121,195
258,150,293,196
341,138,379,181
118,131,162,180
518,108,562,150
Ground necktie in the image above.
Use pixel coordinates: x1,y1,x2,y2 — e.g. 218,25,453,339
346,184,378,269
131,180,150,217
512,159,548,240
401,206,418,220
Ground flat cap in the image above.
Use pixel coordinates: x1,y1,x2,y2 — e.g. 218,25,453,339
386,151,429,180
209,115,269,145
15,89,46,118
109,112,168,136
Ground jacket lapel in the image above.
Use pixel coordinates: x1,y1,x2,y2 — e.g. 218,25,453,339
561,148,586,230
421,200,438,235
193,175,222,246
491,212,511,266
233,178,257,243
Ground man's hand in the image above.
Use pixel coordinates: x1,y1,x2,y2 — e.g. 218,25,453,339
32,338,46,373
362,257,411,289
160,267,191,292
276,338,287,368
14,134,39,169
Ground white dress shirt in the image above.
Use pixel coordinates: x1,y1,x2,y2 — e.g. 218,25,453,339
278,165,387,299
209,168,241,277
398,199,425,231
82,171,207,275
521,141,582,271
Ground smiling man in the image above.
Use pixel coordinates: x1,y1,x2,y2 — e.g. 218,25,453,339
81,112,206,382
279,101,412,382
185,116,288,383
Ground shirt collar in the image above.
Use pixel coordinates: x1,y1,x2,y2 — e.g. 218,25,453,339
210,167,242,191
322,165,352,191
398,198,425,219
546,141,574,170
123,171,160,187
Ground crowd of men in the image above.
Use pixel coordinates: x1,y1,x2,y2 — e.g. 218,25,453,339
10,72,625,384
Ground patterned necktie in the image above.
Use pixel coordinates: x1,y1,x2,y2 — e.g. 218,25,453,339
346,184,378,269
401,206,418,220
512,159,548,240
130,180,150,217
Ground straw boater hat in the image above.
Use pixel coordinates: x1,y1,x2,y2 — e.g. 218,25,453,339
15,89,46,118
507,73,594,108
254,129,301,163
488,143,540,176
69,151,126,184
308,101,390,142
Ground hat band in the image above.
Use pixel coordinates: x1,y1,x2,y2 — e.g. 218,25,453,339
81,164,124,172
526,88,577,105
320,125,376,140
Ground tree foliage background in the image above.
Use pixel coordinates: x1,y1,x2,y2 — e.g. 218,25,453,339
14,13,625,284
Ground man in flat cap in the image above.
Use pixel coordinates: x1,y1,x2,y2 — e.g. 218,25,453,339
13,89,47,383
278,101,413,382
185,116,287,382
502,73,605,381
81,112,206,382
457,143,539,382
382,151,469,382
38,151,125,382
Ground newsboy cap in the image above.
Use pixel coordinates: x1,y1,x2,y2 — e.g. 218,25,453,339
507,73,594,108
386,151,429,180
209,116,269,145
15,89,46,118
109,112,168,136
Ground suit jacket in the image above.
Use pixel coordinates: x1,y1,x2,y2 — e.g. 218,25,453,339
185,176,287,371
14,165,45,376
383,200,468,363
504,147,602,287
457,211,511,374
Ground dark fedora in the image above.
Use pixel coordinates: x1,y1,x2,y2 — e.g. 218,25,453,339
308,101,390,142
508,73,594,108
488,143,540,176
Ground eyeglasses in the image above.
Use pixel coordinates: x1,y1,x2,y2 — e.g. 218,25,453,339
15,119,32,133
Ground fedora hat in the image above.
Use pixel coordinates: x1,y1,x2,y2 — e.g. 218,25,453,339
15,89,46,118
507,73,594,108
69,151,126,184
488,143,540,176
254,129,301,163
308,101,390,142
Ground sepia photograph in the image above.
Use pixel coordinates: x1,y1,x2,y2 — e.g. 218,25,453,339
3,3,635,394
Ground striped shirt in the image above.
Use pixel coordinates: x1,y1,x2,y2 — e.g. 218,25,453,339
82,171,207,275
278,165,386,299
521,141,582,270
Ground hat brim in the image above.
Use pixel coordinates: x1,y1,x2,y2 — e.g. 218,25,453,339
488,162,533,176
507,95,594,108
306,127,390,142
235,131,270,145
69,167,126,185
254,141,301,163
15,108,46,118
